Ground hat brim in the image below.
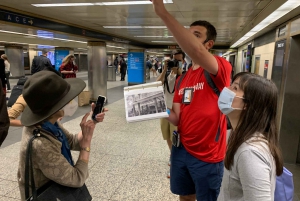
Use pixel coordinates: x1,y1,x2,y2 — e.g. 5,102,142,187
21,78,86,126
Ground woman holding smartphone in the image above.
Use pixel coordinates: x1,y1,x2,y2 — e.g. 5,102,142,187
217,72,283,201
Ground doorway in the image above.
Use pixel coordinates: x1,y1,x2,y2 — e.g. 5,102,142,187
254,56,260,75
276,36,300,164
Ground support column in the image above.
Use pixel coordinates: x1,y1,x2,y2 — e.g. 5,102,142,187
4,45,24,78
87,41,107,102
128,49,146,85
55,47,74,71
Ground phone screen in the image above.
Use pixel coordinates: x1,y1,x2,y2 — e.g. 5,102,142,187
92,96,106,120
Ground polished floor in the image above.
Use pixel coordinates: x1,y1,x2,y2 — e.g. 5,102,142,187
0,72,299,200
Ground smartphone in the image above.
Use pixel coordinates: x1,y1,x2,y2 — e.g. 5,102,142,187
92,95,106,121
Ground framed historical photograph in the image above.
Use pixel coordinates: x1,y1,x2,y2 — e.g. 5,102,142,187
124,82,169,123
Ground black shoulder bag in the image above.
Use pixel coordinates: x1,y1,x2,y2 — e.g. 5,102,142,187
176,70,232,130
25,128,92,201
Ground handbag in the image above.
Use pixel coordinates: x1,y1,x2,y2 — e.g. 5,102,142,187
78,91,91,107
25,129,92,201
274,167,294,201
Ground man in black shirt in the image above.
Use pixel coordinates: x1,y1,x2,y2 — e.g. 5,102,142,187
31,49,53,74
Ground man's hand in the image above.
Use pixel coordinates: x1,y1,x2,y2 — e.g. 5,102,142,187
150,0,167,17
171,67,178,75
163,60,169,72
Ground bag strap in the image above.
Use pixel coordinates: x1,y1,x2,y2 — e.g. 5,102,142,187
204,71,232,130
25,129,52,201
176,71,187,91
204,70,220,96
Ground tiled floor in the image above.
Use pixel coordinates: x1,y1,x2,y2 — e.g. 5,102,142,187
1,71,299,200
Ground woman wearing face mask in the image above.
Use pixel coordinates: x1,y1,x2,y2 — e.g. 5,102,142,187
17,71,107,200
217,72,283,201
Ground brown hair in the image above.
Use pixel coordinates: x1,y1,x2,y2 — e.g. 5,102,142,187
62,54,75,65
224,72,283,176
1,54,9,62
190,20,217,42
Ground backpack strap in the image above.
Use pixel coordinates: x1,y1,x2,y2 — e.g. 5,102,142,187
204,70,232,130
176,71,187,91
204,70,220,96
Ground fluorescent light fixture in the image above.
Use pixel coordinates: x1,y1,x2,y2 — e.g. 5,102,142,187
135,36,173,38
107,45,126,49
0,30,87,44
32,3,94,7
97,0,172,6
231,0,300,47
152,41,175,43
33,0,173,7
104,26,189,29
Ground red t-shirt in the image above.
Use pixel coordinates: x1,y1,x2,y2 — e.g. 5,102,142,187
173,56,231,163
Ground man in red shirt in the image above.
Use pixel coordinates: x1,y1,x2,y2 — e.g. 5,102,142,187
151,1,232,201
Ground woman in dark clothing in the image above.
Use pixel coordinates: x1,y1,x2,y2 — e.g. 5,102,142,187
120,58,127,81
59,54,78,79
0,58,6,94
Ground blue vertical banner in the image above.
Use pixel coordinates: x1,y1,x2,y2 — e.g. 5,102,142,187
127,52,145,85
55,50,70,71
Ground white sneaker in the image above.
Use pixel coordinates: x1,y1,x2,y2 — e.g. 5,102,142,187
167,172,170,179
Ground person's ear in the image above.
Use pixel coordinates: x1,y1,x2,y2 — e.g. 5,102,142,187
205,40,214,50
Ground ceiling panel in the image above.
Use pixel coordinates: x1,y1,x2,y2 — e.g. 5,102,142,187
0,0,274,45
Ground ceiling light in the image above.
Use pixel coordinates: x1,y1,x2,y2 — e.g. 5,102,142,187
32,3,94,7
104,26,189,29
107,45,126,49
103,26,143,29
152,41,175,43
135,36,173,38
32,0,173,7
0,30,87,44
96,0,172,6
231,0,300,47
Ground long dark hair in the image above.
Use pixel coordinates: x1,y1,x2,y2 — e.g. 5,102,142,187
224,72,283,176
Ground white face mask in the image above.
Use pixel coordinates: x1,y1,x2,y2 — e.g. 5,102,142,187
178,61,182,68
218,87,244,115
63,99,78,117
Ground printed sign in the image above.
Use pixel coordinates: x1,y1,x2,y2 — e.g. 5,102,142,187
55,50,70,71
127,52,145,84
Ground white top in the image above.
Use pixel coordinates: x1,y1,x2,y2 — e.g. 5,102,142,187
164,73,177,108
4,60,10,72
218,134,276,201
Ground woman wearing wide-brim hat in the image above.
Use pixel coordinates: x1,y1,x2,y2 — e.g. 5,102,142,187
17,71,107,200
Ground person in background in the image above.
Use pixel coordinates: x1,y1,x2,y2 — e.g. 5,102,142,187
17,71,108,200
120,58,127,81
173,50,187,71
0,57,6,94
114,56,119,74
156,59,182,178
1,54,11,92
0,81,9,147
217,72,283,200
60,54,78,79
151,59,158,77
31,49,53,74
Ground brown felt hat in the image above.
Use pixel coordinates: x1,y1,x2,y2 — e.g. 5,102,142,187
21,71,86,126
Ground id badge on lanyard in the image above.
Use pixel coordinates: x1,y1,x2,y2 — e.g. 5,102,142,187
182,88,194,104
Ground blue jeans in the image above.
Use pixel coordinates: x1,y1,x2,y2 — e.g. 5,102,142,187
170,145,224,201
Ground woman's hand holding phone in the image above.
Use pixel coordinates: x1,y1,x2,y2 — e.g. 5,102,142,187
91,102,108,123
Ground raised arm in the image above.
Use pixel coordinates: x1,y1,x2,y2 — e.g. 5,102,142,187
151,0,218,75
